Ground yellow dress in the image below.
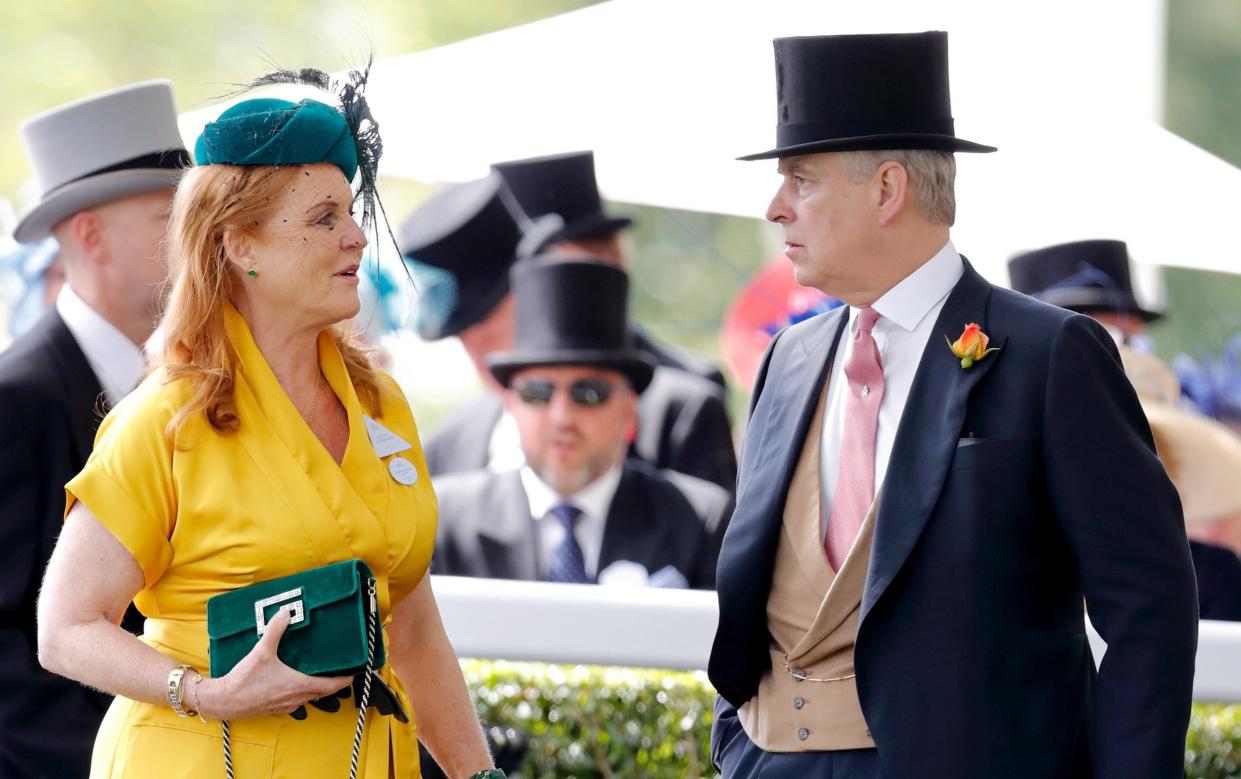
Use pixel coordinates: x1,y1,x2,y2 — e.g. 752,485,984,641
66,305,436,778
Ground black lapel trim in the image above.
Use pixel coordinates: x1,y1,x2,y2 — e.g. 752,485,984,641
861,261,1006,622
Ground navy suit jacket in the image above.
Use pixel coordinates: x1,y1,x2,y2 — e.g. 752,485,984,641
708,262,1198,778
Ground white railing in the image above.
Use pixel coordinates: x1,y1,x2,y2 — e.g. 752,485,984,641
433,575,1241,703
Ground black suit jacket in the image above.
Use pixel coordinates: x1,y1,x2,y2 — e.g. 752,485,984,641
0,309,112,778
1190,539,1241,622
424,366,738,494
432,459,732,589
709,262,1198,778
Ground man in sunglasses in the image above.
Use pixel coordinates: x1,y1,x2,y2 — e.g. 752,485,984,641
431,259,731,589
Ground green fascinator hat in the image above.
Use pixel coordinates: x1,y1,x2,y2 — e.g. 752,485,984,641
195,97,358,182
193,64,389,238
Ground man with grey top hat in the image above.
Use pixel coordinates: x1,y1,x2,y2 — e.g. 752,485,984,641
492,149,729,389
431,257,731,590
0,79,186,777
709,32,1196,778
399,173,738,495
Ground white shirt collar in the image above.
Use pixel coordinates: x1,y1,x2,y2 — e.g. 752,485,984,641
55,284,146,405
520,461,624,522
862,240,963,333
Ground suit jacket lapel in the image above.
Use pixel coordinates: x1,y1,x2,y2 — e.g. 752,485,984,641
41,310,107,462
744,308,849,516
598,465,653,574
477,470,541,580
862,261,1005,622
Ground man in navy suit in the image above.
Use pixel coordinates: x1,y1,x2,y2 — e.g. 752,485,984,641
708,32,1198,778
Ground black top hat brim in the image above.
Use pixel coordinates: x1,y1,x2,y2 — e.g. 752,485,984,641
738,132,997,161
487,348,657,394
1036,288,1164,323
417,269,512,341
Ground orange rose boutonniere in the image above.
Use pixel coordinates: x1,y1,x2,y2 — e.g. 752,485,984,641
946,323,1000,368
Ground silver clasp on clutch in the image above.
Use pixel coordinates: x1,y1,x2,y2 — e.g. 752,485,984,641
254,588,305,636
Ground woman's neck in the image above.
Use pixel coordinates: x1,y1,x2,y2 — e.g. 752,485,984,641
233,299,323,396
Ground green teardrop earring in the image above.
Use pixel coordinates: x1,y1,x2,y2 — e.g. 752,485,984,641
247,268,259,278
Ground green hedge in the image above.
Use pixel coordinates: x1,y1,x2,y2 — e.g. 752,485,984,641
461,660,1241,779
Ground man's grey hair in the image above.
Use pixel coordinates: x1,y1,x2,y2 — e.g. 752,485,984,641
839,150,957,226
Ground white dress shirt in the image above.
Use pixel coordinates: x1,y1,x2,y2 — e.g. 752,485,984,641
520,463,623,578
819,241,964,539
488,410,526,471
55,284,146,407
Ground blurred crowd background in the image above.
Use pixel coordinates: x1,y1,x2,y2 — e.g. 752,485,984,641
4,0,1235,424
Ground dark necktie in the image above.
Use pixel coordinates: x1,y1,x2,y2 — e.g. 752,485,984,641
546,504,590,584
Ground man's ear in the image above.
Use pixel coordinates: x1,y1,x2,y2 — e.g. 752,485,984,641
875,161,911,227
221,228,255,274
64,211,108,265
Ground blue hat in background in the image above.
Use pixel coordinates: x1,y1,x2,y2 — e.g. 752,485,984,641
1175,338,1241,423
1,236,60,337
194,97,358,182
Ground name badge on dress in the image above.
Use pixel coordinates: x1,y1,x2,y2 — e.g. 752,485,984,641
388,457,418,485
363,415,412,458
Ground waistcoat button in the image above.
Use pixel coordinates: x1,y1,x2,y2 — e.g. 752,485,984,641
797,727,810,741
793,696,805,709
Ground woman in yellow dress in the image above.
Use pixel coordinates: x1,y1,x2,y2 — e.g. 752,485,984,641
36,68,502,779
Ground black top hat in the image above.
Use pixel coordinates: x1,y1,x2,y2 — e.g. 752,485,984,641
1008,239,1163,322
492,151,633,245
739,32,996,161
397,174,534,340
486,259,657,393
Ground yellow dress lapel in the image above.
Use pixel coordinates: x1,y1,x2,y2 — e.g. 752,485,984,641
223,305,391,585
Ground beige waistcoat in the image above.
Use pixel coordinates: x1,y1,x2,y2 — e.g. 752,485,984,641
737,375,878,751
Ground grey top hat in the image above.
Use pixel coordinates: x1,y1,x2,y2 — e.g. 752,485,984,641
13,80,189,243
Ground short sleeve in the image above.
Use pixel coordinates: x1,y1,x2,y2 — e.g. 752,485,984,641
65,373,182,587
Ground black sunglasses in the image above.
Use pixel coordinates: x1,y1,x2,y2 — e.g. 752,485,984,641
512,377,620,408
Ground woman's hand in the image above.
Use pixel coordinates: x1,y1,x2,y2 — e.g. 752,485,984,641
196,607,352,720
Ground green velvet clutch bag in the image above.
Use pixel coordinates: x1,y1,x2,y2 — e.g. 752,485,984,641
206,559,385,679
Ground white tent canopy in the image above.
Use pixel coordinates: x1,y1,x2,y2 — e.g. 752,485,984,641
352,0,1237,283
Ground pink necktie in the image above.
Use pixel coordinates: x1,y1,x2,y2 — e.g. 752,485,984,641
825,308,885,570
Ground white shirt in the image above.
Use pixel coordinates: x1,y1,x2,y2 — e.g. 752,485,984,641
55,284,146,407
819,241,964,538
520,463,624,578
488,410,526,471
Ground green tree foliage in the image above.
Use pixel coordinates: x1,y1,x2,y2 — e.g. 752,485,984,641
0,1,599,200
1165,0,1241,168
